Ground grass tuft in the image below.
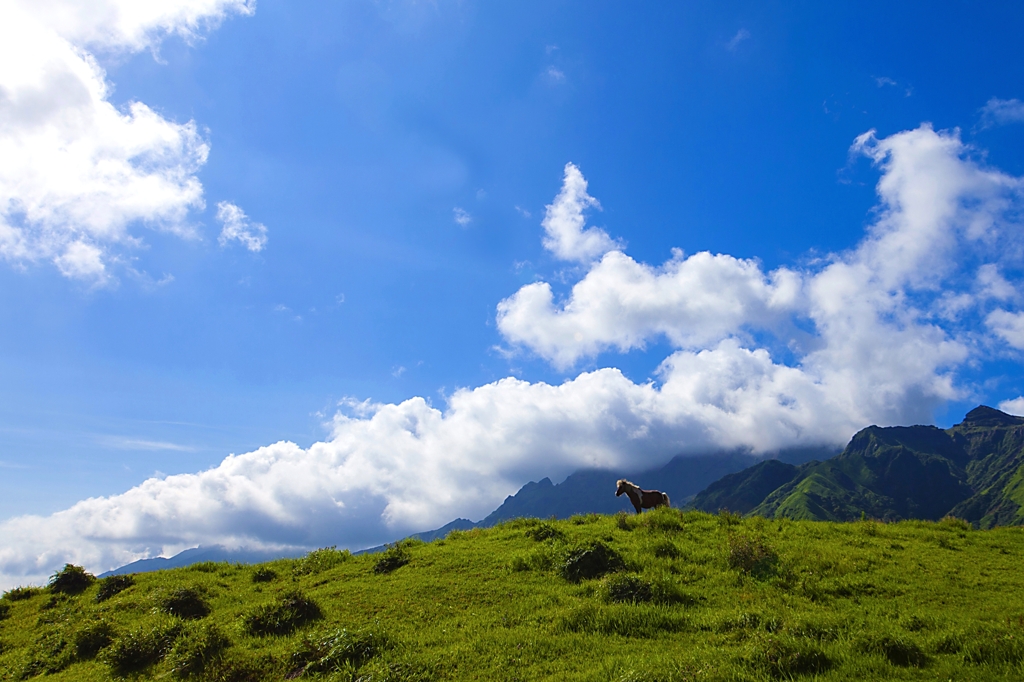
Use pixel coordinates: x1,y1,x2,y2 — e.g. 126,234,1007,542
102,616,183,675
242,590,322,637
290,626,391,676
726,533,779,579
650,539,681,559
96,574,135,603
560,541,624,582
857,632,928,667
604,574,654,604
74,620,116,660
166,621,231,678
524,522,563,541
745,633,832,678
160,586,211,620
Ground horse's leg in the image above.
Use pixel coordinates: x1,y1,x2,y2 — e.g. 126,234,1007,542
628,491,642,514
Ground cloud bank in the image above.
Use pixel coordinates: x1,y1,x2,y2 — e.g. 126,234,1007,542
0,0,254,283
2,124,1024,588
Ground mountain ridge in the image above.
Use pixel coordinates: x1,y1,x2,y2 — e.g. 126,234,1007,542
692,405,1024,526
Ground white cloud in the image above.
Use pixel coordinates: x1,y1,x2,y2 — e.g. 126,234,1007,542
497,249,800,369
979,98,1024,129
501,125,1022,424
0,359,862,588
999,396,1024,416
0,0,253,282
726,28,750,51
217,201,268,252
541,163,620,262
986,309,1024,349
4,123,1024,588
453,207,472,227
14,0,254,53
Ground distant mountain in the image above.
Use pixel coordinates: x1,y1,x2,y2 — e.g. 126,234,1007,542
691,406,1024,527
98,545,305,577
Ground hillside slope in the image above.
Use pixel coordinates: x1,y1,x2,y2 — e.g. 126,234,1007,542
691,406,1024,526
3,510,1024,681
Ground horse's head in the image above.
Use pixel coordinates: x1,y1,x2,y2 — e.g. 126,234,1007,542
615,479,629,497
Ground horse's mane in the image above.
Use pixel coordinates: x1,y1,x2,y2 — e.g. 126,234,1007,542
616,478,638,490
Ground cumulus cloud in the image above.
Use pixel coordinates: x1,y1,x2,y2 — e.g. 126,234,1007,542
541,163,620,262
979,97,1024,129
986,309,1024,349
999,396,1024,416
500,125,1023,422
0,0,252,282
4,123,1024,588
217,201,268,252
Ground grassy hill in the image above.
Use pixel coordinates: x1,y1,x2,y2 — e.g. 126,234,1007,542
3,509,1024,681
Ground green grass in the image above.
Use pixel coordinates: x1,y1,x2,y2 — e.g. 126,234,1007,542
3,509,1024,680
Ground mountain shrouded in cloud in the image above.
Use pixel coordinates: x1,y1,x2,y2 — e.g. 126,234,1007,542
2,123,1024,588
0,0,257,285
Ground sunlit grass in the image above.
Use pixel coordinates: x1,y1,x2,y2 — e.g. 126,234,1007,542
2,509,1024,680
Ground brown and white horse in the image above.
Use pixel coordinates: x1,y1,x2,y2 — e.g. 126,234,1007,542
615,479,670,514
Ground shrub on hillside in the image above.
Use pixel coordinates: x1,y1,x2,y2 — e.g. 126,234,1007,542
96,574,135,603
727,533,779,579
160,586,211,620
374,543,411,575
614,511,634,531
0,602,8,621
167,622,231,678
560,541,624,582
48,563,95,595
243,591,322,636
251,566,278,583
2,586,40,601
294,546,351,576
525,522,563,542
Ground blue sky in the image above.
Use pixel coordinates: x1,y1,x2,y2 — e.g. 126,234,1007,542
2,1,1024,585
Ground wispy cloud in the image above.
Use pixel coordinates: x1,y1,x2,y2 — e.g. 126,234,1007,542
217,201,268,252
545,66,566,84
453,207,472,226
979,98,1024,129
726,28,750,51
99,436,197,452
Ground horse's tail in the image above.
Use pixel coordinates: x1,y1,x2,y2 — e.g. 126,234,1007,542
662,492,671,508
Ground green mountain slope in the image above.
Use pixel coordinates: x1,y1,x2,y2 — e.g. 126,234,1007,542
5,510,1024,681
692,406,1024,526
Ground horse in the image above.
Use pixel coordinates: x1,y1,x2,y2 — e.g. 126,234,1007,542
615,479,670,514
